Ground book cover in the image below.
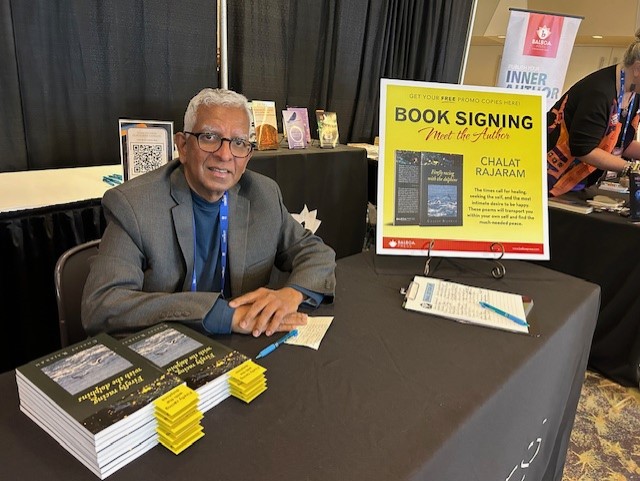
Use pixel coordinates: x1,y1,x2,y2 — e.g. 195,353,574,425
393,150,463,226
251,100,279,150
119,119,174,181
15,333,182,478
247,101,257,145
316,110,339,148
282,110,307,149
286,107,311,144
393,150,422,225
122,323,249,412
419,151,463,226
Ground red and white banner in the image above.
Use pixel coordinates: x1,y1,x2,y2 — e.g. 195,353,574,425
497,9,582,110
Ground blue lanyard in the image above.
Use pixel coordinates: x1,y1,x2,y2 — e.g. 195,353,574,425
617,70,636,149
190,191,229,297
220,192,228,296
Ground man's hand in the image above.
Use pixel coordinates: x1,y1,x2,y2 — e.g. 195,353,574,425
229,287,306,337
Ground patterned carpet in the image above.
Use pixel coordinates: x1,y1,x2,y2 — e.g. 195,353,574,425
563,370,640,481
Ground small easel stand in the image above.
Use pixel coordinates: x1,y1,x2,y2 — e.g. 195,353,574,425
421,240,507,279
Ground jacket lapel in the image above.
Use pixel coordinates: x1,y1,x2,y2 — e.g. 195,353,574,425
169,166,195,292
228,183,249,296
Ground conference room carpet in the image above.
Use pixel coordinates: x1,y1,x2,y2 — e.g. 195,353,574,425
562,370,640,481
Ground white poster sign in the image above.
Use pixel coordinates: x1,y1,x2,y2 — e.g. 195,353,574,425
497,9,582,110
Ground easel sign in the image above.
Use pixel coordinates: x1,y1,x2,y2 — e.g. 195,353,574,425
377,79,549,260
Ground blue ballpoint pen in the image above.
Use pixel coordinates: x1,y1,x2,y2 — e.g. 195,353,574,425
255,329,299,359
102,176,118,186
479,301,529,327
105,174,122,184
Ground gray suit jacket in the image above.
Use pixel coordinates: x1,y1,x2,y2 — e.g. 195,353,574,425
81,160,336,336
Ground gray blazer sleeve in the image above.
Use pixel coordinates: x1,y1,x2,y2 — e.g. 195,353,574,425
81,186,220,336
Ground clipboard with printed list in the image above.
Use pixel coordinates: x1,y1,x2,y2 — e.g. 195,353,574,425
403,276,530,334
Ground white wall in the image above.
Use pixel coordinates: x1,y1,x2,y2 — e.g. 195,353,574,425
463,44,627,95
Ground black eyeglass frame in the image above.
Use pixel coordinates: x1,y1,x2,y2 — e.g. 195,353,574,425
184,131,254,158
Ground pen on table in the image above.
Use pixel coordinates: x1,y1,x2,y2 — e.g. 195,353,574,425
102,175,122,186
106,174,122,183
255,329,299,359
479,301,529,327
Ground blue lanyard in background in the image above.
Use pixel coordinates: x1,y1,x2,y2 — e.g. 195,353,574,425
191,191,228,297
617,69,636,149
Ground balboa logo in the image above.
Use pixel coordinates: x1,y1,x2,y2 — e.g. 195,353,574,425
533,25,552,45
523,13,562,58
536,26,551,40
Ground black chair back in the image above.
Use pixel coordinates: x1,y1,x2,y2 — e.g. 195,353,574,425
54,239,100,347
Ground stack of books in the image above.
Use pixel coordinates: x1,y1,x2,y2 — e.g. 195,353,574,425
123,323,249,413
16,324,251,478
548,196,593,214
15,333,183,479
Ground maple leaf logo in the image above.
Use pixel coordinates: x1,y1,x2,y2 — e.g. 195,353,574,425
291,205,322,234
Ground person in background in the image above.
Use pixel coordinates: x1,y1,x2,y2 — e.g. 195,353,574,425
82,88,336,338
547,29,640,196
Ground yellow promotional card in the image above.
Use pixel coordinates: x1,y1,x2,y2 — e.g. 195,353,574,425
377,79,549,260
159,427,205,455
228,360,266,385
154,384,198,420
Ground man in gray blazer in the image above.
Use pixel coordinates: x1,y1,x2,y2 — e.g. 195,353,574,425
82,88,336,338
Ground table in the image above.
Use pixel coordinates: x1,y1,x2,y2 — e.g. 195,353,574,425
540,191,640,387
0,146,367,373
249,145,367,259
0,165,121,212
0,252,600,481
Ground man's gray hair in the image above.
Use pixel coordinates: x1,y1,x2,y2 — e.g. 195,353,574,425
183,88,252,132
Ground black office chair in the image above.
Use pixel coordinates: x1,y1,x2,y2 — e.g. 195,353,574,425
54,239,101,347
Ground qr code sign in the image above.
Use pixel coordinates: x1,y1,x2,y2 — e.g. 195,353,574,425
132,143,164,174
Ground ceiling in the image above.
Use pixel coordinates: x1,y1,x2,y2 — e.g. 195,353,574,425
471,0,640,46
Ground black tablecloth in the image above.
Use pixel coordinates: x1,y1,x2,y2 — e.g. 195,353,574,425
250,145,367,258
0,252,599,481
539,194,640,387
0,146,367,373
0,199,106,374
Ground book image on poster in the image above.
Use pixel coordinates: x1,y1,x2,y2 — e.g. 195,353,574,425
119,119,174,181
394,150,463,226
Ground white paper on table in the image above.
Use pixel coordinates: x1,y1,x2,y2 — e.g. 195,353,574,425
285,316,333,350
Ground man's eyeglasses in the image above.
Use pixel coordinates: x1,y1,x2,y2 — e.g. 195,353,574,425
185,131,254,158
